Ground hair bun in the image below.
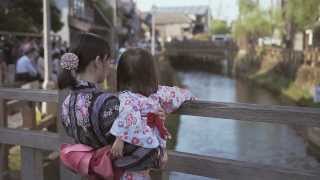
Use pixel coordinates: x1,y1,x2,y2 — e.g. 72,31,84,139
60,53,79,71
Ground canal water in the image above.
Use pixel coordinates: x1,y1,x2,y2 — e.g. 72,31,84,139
170,71,320,180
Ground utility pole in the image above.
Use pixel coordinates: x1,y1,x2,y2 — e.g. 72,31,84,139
151,5,156,56
111,0,118,58
42,0,55,115
43,0,52,86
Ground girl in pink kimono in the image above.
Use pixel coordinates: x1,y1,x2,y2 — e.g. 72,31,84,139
111,48,195,180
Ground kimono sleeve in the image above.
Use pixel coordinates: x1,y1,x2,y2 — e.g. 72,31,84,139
154,86,195,113
110,99,159,148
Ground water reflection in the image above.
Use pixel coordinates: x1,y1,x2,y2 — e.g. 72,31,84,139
171,71,320,180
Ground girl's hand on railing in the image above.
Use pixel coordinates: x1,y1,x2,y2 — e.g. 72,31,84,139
160,149,168,169
155,108,166,121
111,137,124,158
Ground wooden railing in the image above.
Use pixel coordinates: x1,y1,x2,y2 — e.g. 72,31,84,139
0,88,320,180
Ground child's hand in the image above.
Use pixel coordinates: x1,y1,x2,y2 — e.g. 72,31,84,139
111,137,124,158
160,149,168,169
155,108,166,121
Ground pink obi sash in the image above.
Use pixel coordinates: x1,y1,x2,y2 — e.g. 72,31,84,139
60,144,123,180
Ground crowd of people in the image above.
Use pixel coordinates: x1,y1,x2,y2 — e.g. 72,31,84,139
0,35,69,85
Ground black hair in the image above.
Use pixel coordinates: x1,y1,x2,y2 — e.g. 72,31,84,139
58,33,110,89
117,48,159,96
39,47,44,58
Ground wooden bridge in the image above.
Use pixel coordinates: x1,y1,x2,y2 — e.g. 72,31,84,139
165,40,237,59
0,88,320,180
164,40,237,73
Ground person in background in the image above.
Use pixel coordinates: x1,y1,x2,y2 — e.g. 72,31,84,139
15,46,42,83
52,52,61,82
36,47,45,80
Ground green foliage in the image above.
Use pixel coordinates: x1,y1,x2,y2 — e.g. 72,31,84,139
0,0,63,33
210,19,230,35
233,9,273,39
233,0,284,40
286,0,320,30
235,0,320,40
238,0,257,17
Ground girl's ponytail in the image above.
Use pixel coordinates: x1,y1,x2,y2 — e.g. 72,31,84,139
57,53,79,89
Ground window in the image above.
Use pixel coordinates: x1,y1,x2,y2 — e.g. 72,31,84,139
70,0,94,22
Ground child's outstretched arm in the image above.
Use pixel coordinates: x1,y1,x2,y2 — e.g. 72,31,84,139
152,86,195,114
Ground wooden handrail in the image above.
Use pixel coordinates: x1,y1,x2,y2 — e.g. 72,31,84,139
0,128,319,180
0,128,320,180
0,88,58,103
0,128,60,151
178,100,320,127
0,88,320,180
0,88,319,127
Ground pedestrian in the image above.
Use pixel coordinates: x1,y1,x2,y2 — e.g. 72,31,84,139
15,46,41,82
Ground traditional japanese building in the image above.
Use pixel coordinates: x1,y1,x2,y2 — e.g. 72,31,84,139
143,5,211,42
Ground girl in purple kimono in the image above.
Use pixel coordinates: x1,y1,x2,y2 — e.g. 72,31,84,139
58,34,165,180
110,48,195,179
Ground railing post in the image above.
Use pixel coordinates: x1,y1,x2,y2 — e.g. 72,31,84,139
0,99,8,180
21,147,44,180
20,82,38,129
21,101,36,129
58,90,82,180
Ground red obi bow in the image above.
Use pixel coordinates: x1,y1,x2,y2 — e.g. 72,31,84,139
147,113,171,140
60,144,123,180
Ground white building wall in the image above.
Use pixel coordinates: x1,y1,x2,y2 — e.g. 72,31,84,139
158,23,190,41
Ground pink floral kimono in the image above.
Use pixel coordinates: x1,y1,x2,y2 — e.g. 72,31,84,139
110,86,194,179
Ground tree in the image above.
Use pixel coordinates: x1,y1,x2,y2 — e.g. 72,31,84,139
210,19,230,35
238,0,257,18
232,0,285,51
282,0,320,48
0,0,63,33
234,0,320,49
233,2,274,40
233,0,285,49
286,0,320,31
